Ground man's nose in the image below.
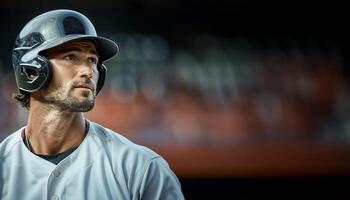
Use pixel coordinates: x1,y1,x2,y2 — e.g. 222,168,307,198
78,63,95,78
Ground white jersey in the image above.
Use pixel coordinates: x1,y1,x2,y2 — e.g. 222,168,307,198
0,121,184,200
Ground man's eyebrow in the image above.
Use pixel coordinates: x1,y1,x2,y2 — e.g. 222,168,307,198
59,47,99,56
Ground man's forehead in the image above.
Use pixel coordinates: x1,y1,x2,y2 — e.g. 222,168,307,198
45,39,99,56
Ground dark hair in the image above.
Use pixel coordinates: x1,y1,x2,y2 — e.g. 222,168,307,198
13,91,30,109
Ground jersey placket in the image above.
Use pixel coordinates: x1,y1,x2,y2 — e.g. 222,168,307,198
47,163,65,200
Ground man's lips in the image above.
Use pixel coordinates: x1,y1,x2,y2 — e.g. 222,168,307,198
74,83,94,91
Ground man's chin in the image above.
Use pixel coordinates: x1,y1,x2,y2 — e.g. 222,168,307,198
66,96,95,112
69,102,95,112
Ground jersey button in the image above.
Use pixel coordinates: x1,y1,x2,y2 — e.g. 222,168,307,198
53,170,61,177
51,195,59,200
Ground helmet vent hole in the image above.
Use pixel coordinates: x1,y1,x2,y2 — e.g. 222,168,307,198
22,67,38,80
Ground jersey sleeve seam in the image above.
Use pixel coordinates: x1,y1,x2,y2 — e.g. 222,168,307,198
135,156,161,197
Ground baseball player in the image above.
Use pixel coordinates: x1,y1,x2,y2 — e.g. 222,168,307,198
0,9,184,200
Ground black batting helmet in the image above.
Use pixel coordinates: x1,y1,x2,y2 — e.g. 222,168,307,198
12,9,118,94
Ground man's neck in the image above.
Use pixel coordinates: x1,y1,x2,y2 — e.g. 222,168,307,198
26,102,87,155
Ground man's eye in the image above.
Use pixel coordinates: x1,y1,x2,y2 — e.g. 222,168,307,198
64,55,76,62
88,57,98,64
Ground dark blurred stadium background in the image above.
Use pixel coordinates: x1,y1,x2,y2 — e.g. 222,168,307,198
0,0,349,199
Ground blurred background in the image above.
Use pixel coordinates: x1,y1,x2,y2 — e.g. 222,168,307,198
0,0,349,199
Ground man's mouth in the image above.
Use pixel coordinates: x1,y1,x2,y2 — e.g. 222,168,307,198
74,83,94,91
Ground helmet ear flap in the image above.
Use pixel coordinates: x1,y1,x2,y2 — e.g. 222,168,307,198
36,55,52,89
96,63,106,95
15,55,52,92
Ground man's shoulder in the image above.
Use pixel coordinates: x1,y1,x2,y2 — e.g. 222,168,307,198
88,121,161,161
0,128,23,157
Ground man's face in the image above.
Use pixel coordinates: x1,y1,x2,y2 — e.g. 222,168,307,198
37,39,100,112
